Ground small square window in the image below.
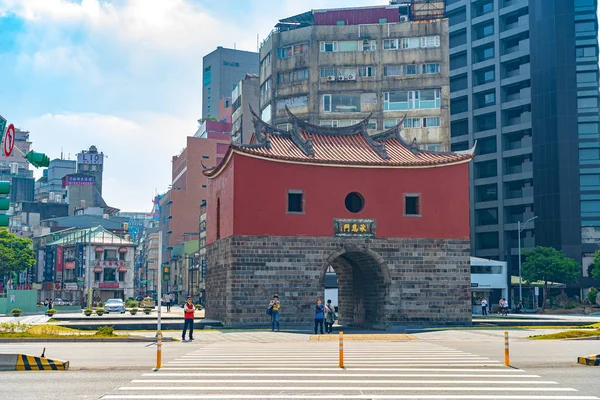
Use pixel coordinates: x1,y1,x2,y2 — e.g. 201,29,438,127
287,190,304,213
405,194,421,216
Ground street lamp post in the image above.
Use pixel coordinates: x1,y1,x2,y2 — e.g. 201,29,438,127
518,215,538,303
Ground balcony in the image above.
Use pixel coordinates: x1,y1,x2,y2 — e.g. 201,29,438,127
500,15,529,39
501,39,530,62
501,0,528,15
505,160,532,175
504,135,532,151
502,63,530,86
504,111,531,128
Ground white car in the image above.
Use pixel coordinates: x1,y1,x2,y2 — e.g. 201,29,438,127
104,299,125,313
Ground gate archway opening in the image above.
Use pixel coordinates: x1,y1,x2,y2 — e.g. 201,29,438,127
321,249,390,328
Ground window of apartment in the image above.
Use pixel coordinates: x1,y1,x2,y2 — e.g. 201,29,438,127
383,39,398,49
581,174,600,187
203,66,211,86
575,21,596,33
384,118,402,129
384,89,441,111
477,136,497,155
119,251,126,261
403,64,418,75
477,232,499,250
401,37,422,49
451,97,469,114
577,72,597,83
580,148,600,160
277,43,308,58
420,35,440,48
422,143,442,151
450,52,467,69
260,78,272,102
476,208,498,226
451,74,468,91
581,200,600,217
476,91,496,108
104,249,117,261
475,22,494,39
450,30,467,48
94,272,101,281
320,67,336,78
367,120,377,130
287,190,304,213
276,95,308,110
384,66,402,76
422,63,441,74
320,120,339,127
118,271,125,282
576,46,597,57
276,123,292,132
322,93,361,112
358,66,376,77
423,117,441,127
260,52,271,76
476,160,497,179
476,184,498,202
451,119,469,137
103,268,116,282
579,123,599,138
471,264,502,274
359,39,376,51
404,118,421,128
578,97,598,109
474,44,495,62
405,194,421,216
474,0,493,16
320,41,338,52
338,41,358,52
475,67,495,85
475,113,496,132
277,68,309,84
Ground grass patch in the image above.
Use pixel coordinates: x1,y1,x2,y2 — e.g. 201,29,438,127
0,323,128,339
529,329,600,340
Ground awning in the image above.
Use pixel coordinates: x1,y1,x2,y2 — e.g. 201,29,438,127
118,266,127,272
93,266,102,272
118,247,128,254
510,276,566,288
95,246,104,252
64,261,76,270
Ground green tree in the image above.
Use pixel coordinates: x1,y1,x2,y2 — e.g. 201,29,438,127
589,249,600,281
0,229,35,280
521,246,580,310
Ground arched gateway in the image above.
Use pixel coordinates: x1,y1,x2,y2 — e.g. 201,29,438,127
203,110,475,328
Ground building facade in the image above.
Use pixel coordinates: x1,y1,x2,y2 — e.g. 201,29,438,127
231,73,260,144
259,4,450,151
447,0,600,293
204,111,474,327
202,47,259,119
35,158,76,203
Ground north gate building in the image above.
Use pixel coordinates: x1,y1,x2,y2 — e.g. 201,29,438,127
204,110,474,328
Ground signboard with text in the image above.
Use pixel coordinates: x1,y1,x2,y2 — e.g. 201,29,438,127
333,218,376,238
64,175,95,186
77,244,85,277
98,282,120,289
44,247,54,282
77,152,104,165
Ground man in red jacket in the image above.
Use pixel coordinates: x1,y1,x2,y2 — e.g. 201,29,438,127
182,296,195,341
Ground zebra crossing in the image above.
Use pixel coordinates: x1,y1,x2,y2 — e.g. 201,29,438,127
101,340,599,400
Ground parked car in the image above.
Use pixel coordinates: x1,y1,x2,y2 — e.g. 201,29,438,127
104,299,125,313
53,298,66,306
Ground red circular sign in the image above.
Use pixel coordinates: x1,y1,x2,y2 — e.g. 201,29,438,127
3,124,15,157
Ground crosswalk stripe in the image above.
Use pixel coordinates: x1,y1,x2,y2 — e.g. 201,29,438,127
131,379,558,384
119,386,577,392
158,366,510,370
143,373,540,377
102,395,599,400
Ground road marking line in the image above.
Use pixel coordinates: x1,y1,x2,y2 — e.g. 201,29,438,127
102,396,600,400
118,386,577,392
144,373,539,377
131,379,557,384
176,356,488,360
158,366,512,371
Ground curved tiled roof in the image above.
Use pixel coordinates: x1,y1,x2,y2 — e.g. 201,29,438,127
204,108,474,177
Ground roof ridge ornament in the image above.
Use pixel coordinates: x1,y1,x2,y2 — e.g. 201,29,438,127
285,106,314,156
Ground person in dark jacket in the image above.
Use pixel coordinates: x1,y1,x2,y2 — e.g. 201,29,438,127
314,298,324,335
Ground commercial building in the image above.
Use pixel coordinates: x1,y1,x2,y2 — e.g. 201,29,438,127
447,0,600,293
202,47,259,119
203,111,474,327
35,158,76,203
259,2,449,151
76,145,104,198
231,73,260,144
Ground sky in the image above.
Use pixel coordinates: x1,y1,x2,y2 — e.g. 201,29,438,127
0,0,382,213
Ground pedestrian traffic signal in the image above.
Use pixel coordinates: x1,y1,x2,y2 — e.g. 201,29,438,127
25,151,50,168
162,264,170,281
0,181,10,227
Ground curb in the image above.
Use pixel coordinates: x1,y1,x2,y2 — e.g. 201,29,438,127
577,354,600,366
310,334,417,341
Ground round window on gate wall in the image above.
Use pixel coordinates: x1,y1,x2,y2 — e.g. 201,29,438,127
345,192,364,213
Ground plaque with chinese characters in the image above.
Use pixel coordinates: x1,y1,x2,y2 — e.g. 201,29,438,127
333,218,376,238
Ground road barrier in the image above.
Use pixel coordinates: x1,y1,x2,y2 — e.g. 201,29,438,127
504,331,510,366
578,354,600,366
338,331,344,368
0,353,69,371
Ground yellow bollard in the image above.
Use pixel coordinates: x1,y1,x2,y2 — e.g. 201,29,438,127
338,331,344,368
155,331,162,370
504,331,510,366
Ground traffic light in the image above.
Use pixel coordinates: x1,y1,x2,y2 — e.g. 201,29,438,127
0,181,10,227
162,264,170,281
25,151,50,168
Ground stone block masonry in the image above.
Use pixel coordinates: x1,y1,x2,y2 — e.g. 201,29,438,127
206,235,471,328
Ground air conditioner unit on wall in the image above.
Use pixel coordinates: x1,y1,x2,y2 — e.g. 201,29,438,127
326,75,336,82
347,74,356,81
399,15,409,22
337,75,345,81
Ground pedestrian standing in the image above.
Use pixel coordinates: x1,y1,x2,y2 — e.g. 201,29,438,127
48,298,53,310
325,299,336,334
481,298,488,316
182,296,195,341
268,294,280,332
314,298,324,335
164,293,171,312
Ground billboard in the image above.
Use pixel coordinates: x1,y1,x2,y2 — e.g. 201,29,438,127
64,175,94,186
77,152,103,165
44,247,54,282
77,244,85,277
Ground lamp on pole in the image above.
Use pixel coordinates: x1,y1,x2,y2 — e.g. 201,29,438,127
518,215,538,303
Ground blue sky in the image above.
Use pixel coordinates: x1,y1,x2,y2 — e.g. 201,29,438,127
0,0,381,212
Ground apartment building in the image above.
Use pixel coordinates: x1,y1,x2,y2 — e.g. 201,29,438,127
259,2,450,151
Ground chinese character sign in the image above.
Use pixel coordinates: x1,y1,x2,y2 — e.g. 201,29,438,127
333,219,376,238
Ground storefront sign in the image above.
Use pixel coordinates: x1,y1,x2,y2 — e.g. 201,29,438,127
64,261,76,270
64,175,95,186
201,259,206,278
333,218,376,238
98,282,119,289
44,247,54,282
77,244,85,277
471,283,478,288
64,282,79,291
56,247,63,272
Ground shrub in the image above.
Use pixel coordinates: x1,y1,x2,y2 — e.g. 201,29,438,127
129,308,138,315
195,304,203,310
95,325,115,336
83,308,93,315
95,308,106,316
143,307,152,314
125,299,139,308
588,288,599,304
0,322,31,333
10,308,22,315
46,308,57,315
